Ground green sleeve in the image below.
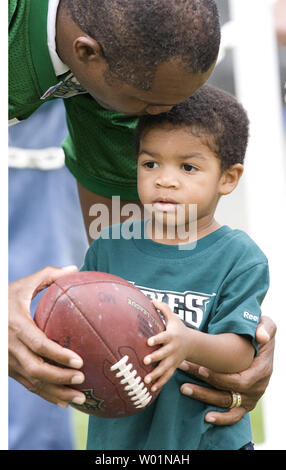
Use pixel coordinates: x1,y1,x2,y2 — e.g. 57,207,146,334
63,94,139,200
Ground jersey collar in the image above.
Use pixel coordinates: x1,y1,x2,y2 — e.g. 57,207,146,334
47,0,69,76
29,0,69,98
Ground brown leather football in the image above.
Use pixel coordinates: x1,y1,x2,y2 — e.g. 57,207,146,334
34,271,165,418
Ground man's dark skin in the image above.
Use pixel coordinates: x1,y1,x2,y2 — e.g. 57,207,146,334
8,1,276,423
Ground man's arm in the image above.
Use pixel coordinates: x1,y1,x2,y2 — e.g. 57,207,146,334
77,182,143,244
9,265,86,407
273,0,286,46
179,316,276,425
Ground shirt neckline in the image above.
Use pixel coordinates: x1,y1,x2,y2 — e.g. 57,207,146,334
47,0,69,76
132,220,232,259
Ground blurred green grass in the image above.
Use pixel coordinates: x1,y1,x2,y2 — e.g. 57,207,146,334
250,399,265,444
72,408,88,450
72,399,265,450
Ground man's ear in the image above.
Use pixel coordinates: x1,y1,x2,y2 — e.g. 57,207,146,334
219,163,244,196
73,36,104,62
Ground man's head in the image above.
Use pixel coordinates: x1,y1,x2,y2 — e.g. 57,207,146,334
58,0,220,114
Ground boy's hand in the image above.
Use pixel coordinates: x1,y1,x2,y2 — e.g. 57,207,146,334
143,300,189,392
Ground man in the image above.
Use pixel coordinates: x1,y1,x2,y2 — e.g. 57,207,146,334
9,0,275,428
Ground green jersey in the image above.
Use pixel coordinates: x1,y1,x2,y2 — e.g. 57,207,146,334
9,0,139,199
81,222,269,450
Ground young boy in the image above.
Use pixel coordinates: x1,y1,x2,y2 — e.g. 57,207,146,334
81,85,269,450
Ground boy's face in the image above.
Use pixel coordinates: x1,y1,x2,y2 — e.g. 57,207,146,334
137,125,227,233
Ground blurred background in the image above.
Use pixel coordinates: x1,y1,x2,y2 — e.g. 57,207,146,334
210,0,286,451
8,0,286,450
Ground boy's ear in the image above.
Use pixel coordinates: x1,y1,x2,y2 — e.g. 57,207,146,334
218,163,244,196
73,36,104,63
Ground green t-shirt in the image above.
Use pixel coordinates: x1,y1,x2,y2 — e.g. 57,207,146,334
9,0,139,199
81,222,269,450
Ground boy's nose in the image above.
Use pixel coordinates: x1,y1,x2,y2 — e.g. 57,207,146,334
155,173,179,188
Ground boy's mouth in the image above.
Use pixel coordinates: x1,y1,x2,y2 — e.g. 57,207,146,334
152,198,179,213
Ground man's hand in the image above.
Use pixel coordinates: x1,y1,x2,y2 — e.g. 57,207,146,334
179,316,276,425
9,266,86,408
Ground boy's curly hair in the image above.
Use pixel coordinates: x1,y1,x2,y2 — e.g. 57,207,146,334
135,85,249,170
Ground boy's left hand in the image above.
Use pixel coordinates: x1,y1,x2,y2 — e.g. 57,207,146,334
143,300,189,392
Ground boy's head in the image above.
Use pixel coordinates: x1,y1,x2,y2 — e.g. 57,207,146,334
135,84,249,171
135,85,249,235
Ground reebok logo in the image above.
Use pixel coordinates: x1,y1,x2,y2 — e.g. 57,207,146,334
243,311,259,322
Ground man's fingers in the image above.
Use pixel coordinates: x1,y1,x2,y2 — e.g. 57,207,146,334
205,407,246,426
256,315,277,345
11,345,86,409
180,382,234,408
179,360,201,376
179,360,246,391
11,311,83,370
9,265,78,306
10,337,85,386
30,265,78,299
35,383,86,408
11,371,86,408
180,382,248,426
26,326,83,369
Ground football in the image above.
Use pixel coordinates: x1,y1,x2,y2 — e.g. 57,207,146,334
34,271,165,418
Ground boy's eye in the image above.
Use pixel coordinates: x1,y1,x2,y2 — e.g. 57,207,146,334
182,163,196,172
144,161,159,169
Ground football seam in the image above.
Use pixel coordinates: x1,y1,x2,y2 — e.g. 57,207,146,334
53,287,151,411
49,278,157,412
40,290,67,332
110,355,153,409
54,278,137,291
53,287,119,365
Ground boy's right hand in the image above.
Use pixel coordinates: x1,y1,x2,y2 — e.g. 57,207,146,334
9,266,86,408
143,299,190,392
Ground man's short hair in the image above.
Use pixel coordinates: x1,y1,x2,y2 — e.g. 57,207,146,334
64,0,220,90
135,85,250,170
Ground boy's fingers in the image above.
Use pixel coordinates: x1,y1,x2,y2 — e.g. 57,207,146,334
150,370,174,392
144,342,171,365
152,300,173,320
145,360,174,389
147,332,168,347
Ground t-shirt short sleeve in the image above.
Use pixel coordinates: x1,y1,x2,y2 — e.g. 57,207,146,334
207,262,269,353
